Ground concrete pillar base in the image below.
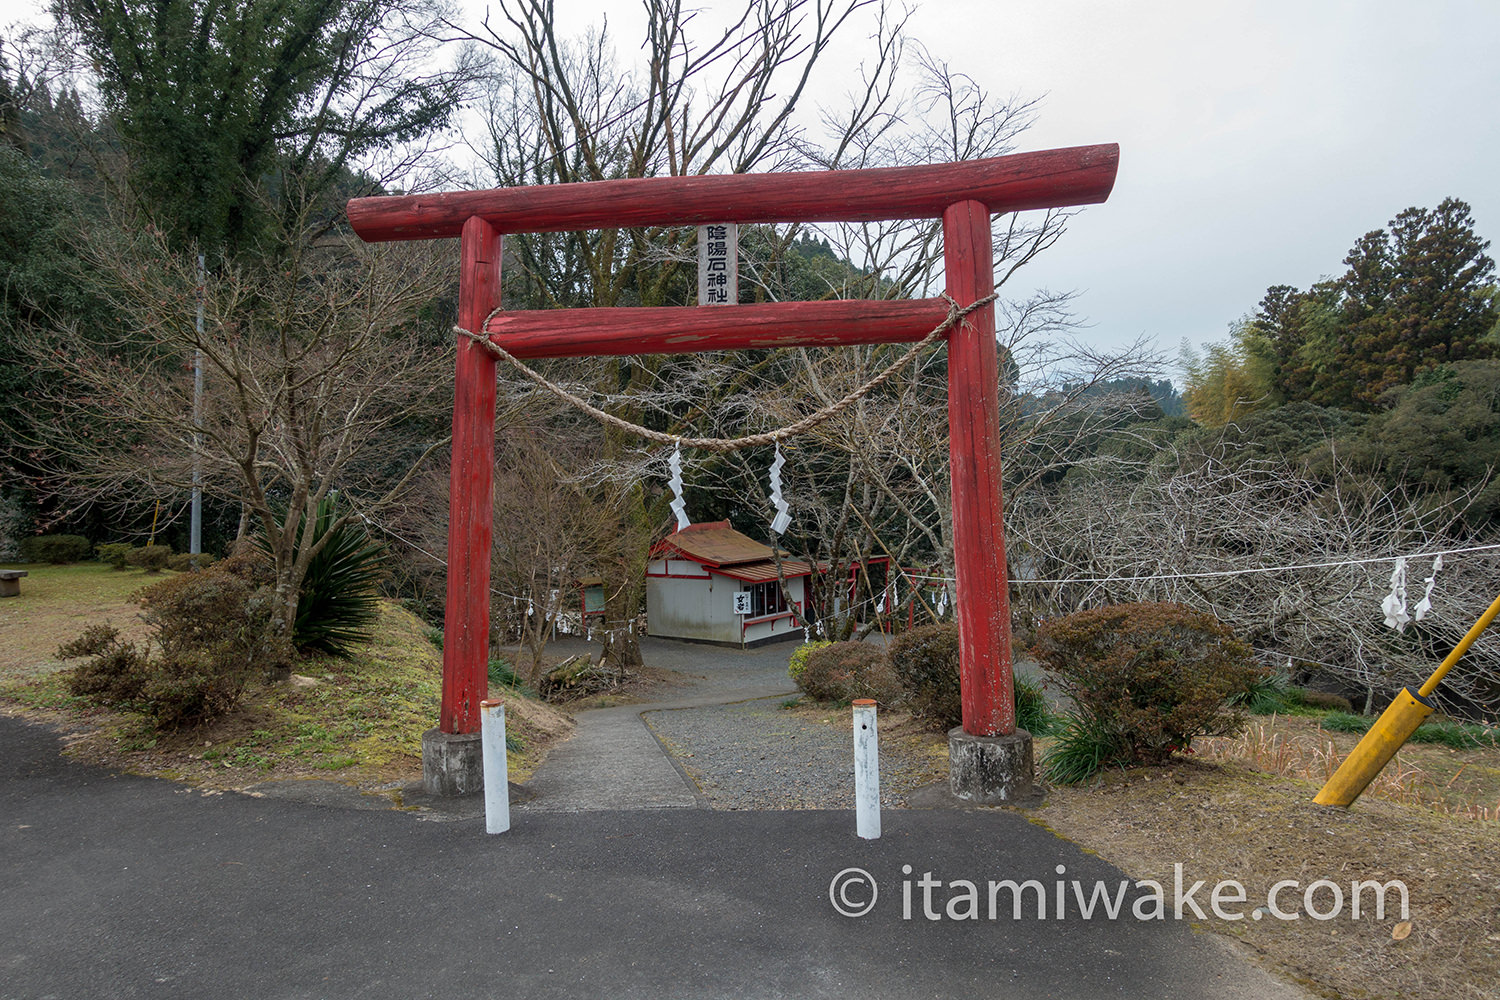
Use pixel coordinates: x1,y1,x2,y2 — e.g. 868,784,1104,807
948,727,1034,804
422,728,484,797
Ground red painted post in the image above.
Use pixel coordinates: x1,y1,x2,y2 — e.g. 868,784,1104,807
943,200,1014,737
442,216,502,734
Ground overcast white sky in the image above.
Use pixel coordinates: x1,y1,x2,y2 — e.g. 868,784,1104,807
8,0,1497,369
924,0,1500,362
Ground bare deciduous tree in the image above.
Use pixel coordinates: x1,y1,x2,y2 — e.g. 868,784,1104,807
423,1,1156,650
610,47,1161,638
19,206,453,639
487,428,658,680
1009,441,1500,714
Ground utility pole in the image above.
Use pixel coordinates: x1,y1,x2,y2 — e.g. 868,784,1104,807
190,254,204,557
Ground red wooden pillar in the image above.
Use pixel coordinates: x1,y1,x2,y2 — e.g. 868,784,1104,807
442,216,501,734
943,199,1014,737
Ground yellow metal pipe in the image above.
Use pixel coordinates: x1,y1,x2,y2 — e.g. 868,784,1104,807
1315,587,1500,808
1313,687,1434,807
1418,588,1500,698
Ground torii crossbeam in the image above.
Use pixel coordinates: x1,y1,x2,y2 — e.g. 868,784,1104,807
348,143,1119,802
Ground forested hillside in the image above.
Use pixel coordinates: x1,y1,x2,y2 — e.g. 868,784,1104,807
1006,202,1500,715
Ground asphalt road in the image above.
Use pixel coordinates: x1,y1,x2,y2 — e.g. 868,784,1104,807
0,715,1310,1000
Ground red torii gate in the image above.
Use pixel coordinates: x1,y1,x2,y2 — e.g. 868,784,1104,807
347,143,1118,802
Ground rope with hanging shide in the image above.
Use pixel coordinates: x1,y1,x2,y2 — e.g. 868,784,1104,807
452,291,997,453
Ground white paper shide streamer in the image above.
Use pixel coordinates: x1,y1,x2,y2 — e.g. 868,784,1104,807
1383,554,1446,632
1413,554,1444,622
1382,557,1409,631
668,441,690,532
769,444,792,535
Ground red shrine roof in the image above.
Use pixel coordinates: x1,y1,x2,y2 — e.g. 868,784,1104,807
652,521,813,582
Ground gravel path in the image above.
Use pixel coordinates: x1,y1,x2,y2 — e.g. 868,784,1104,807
515,637,803,811
535,635,796,700
645,697,944,810
522,635,949,812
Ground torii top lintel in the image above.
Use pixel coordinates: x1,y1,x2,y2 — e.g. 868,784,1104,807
347,143,1118,242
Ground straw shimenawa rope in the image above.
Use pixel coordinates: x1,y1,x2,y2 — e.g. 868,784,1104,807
453,291,997,453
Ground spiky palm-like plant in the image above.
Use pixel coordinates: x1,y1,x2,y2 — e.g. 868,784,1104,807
279,494,387,656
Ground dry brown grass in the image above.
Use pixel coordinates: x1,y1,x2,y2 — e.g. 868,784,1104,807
1197,716,1500,822
1037,760,1500,1000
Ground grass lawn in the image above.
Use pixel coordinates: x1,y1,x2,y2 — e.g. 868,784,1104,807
0,562,156,679
0,562,572,794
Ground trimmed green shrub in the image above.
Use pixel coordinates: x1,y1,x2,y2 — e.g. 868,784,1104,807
889,623,962,726
138,569,257,654
167,551,217,572
22,533,92,563
96,542,134,570
58,624,152,704
891,623,1059,732
134,567,285,726
1293,689,1354,714
788,640,833,685
133,649,255,727
795,641,903,704
1033,602,1263,776
126,544,172,573
60,555,288,728
215,541,277,587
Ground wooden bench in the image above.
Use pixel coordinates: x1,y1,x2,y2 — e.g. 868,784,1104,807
0,569,27,598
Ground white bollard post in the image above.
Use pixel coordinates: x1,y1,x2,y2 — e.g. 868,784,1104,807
853,698,880,840
480,699,511,834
